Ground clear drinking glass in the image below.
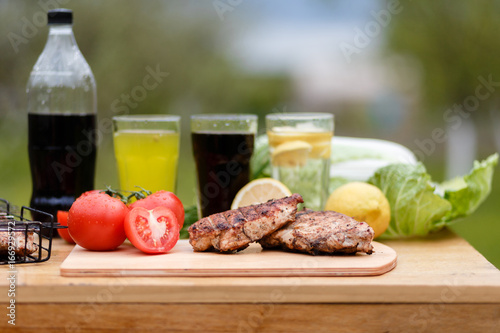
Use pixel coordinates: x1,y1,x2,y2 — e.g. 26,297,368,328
266,113,334,211
113,115,180,194
191,114,257,218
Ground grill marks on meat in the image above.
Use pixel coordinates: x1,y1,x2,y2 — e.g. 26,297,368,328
188,196,375,256
188,194,304,252
259,209,374,255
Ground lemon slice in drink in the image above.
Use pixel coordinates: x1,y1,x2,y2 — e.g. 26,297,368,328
271,140,312,167
231,178,292,209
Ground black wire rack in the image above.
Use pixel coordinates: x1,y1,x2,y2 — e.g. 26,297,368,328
0,198,66,265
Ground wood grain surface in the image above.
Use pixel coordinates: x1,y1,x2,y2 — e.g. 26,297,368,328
1,303,499,333
1,230,499,304
59,240,397,277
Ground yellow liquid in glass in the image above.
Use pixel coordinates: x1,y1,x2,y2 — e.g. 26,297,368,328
268,130,333,161
113,129,179,193
267,129,333,211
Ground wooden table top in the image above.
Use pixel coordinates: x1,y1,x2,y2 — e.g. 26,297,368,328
2,229,500,305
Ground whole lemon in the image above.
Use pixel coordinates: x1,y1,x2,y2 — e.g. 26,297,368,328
325,182,391,239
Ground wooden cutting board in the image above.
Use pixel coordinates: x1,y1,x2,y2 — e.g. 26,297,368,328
60,240,397,277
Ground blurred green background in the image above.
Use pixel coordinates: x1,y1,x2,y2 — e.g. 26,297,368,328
1,1,499,267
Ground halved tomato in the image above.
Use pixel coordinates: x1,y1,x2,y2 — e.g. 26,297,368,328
125,207,179,254
57,210,75,244
128,191,185,229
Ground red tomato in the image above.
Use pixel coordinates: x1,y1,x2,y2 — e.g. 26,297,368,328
57,210,75,244
129,191,184,229
68,192,128,251
125,206,179,254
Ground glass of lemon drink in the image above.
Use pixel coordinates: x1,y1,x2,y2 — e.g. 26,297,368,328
113,115,180,193
266,113,334,211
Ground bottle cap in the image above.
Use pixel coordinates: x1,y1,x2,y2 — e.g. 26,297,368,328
47,8,73,25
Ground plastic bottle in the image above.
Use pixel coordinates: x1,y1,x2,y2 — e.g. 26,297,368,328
27,9,97,225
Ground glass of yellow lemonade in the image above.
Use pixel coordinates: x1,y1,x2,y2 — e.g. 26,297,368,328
112,115,180,194
266,113,334,211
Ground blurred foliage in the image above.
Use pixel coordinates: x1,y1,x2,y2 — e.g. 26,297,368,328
0,1,291,119
385,0,500,119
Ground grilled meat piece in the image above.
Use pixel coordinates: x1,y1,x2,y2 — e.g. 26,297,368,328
0,213,38,258
0,227,38,257
188,194,304,252
259,209,374,255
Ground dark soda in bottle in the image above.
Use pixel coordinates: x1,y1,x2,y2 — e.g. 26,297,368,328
27,9,97,228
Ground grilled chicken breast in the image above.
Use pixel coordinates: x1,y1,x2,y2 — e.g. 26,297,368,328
188,194,304,252
259,209,374,255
